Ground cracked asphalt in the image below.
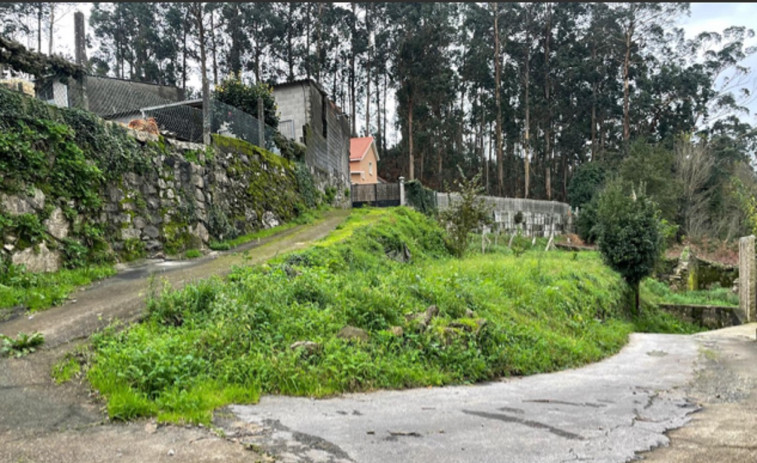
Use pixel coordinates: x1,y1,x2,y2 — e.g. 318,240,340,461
228,326,757,463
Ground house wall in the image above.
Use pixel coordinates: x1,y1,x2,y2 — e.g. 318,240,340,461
350,144,379,185
273,80,351,206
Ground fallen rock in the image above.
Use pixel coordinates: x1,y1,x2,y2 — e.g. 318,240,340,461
290,341,322,356
337,325,370,342
262,211,280,229
389,326,404,337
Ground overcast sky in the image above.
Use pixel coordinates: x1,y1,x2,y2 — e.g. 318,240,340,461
45,2,757,133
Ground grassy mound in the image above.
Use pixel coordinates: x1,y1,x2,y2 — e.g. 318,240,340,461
86,207,651,424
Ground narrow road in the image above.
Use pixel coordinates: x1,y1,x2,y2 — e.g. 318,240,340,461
226,325,757,463
0,209,349,463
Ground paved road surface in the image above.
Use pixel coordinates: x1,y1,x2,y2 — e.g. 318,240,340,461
228,325,757,463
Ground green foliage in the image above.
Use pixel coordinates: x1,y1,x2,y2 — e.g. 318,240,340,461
184,249,202,259
567,162,605,208
0,263,115,312
618,140,681,223
213,74,279,128
52,355,82,384
404,179,437,215
121,238,146,262
1,332,44,357
596,181,663,312
293,162,320,209
576,198,600,244
438,171,492,258
273,132,306,162
642,278,738,307
87,208,639,424
324,186,337,205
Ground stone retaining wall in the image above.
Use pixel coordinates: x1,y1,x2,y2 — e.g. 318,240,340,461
1,130,307,272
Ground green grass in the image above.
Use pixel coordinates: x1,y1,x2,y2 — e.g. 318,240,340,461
0,264,116,314
184,249,202,259
85,207,683,425
51,356,81,384
641,277,738,307
209,208,325,251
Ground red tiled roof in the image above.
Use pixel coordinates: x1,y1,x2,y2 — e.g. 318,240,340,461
350,136,374,161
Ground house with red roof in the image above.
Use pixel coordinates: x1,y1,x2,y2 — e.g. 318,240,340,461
349,136,380,185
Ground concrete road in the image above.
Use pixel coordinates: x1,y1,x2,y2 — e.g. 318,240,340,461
228,326,757,463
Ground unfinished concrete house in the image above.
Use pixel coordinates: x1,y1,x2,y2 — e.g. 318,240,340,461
272,79,351,197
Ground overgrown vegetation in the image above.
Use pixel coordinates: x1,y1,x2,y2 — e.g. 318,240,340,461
438,171,492,257
0,263,115,313
642,278,738,308
86,207,680,425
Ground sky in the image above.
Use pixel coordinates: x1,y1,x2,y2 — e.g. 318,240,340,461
33,2,757,134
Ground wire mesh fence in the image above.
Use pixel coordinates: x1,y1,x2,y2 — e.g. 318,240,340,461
37,74,278,150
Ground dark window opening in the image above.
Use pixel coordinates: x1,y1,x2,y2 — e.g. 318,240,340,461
321,94,328,138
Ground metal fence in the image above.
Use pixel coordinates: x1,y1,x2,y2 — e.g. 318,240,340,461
351,183,401,208
37,74,278,150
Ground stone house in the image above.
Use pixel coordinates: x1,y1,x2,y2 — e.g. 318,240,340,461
272,79,351,195
349,136,380,185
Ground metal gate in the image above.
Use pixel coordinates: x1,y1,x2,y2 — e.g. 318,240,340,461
351,183,401,208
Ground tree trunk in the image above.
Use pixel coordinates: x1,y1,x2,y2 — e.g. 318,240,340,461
523,8,532,199
622,16,634,149
544,3,552,200
211,8,218,85
408,92,414,180
182,15,188,92
37,4,42,53
492,3,504,197
305,2,311,79
316,3,323,82
48,3,54,55
591,41,598,161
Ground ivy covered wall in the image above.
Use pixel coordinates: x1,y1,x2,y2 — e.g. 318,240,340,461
0,87,319,272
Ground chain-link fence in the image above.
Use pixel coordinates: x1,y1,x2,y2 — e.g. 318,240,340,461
36,74,278,150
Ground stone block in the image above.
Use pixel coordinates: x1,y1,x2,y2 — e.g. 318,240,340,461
12,242,61,273
44,207,69,240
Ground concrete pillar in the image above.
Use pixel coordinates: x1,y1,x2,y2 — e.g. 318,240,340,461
738,235,755,323
73,11,88,111
399,176,405,206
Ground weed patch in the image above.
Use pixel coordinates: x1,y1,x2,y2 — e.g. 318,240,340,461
0,263,115,313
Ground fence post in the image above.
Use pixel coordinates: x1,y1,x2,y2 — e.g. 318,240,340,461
399,176,405,206
739,235,756,323
257,98,265,147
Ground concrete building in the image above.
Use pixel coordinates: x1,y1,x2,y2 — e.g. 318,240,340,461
272,79,351,195
349,136,380,185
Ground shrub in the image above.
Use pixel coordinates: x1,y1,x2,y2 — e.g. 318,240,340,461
438,170,492,258
596,181,663,313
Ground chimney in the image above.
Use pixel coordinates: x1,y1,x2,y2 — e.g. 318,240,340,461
74,11,87,67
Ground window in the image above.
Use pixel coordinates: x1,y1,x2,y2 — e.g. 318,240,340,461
369,162,373,175
279,119,295,139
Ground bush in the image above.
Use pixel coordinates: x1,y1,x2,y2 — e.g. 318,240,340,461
596,181,663,313
568,162,605,208
438,170,492,258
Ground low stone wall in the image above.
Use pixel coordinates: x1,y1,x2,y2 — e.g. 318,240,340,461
659,303,742,330
1,130,309,272
436,193,572,237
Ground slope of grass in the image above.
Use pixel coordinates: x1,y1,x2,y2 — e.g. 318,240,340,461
86,207,671,424
641,277,738,307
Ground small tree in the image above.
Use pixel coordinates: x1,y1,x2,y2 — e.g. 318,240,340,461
439,168,492,258
596,181,662,314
